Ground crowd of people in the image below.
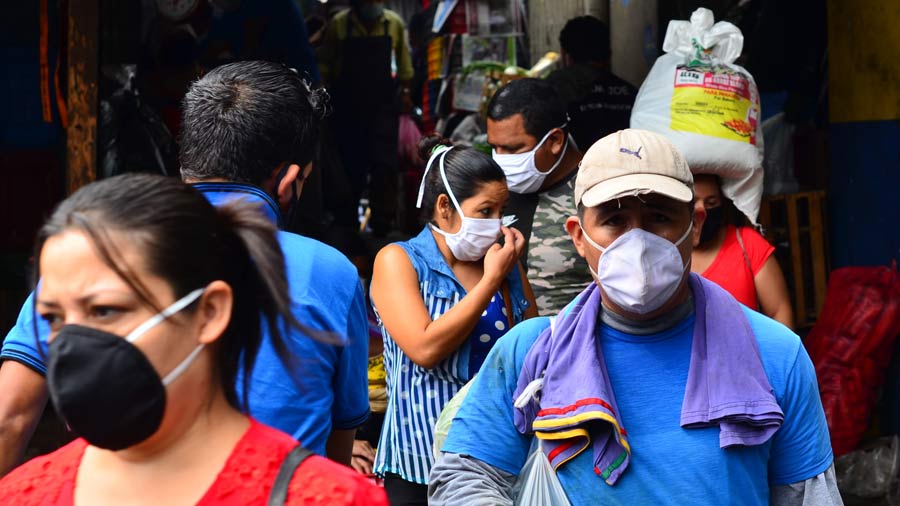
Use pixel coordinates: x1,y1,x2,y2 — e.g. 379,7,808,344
0,3,842,505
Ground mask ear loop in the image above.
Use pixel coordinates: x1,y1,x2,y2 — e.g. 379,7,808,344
534,122,569,149
578,221,607,253
416,146,453,209
674,221,694,247
580,220,693,254
125,288,206,343
534,123,570,176
162,344,206,386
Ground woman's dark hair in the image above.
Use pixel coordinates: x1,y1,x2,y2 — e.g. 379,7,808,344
416,134,506,225
34,173,303,411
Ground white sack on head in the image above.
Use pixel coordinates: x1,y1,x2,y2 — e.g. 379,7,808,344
630,7,764,224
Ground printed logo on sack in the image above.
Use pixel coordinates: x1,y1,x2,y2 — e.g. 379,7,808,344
619,146,643,159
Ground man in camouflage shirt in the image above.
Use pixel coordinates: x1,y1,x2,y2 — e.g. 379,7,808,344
487,79,589,314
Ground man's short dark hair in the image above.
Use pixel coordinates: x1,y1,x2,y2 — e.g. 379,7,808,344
486,78,567,140
559,16,611,64
180,60,329,185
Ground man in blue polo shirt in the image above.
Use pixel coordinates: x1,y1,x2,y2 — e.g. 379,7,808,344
0,61,369,474
429,130,841,505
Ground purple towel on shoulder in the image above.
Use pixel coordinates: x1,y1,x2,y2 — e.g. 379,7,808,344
512,273,783,486
680,274,784,446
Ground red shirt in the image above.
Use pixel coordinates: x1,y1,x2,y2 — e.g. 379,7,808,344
701,225,775,309
0,419,387,506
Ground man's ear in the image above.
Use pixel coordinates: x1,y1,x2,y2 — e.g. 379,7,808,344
195,280,233,346
273,163,301,211
565,215,588,258
548,128,567,156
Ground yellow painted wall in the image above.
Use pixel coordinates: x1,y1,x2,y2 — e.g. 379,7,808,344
828,0,900,123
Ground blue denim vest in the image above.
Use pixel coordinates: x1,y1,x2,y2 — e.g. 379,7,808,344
372,226,530,483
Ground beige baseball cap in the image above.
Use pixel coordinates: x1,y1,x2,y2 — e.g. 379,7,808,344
574,129,693,207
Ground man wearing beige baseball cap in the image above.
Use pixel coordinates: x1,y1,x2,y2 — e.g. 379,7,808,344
430,130,840,505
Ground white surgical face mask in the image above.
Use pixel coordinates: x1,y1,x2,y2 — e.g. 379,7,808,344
416,147,502,262
580,223,692,315
492,125,569,194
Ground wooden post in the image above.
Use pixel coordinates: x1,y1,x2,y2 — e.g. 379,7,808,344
808,192,828,319
786,194,806,326
66,0,99,194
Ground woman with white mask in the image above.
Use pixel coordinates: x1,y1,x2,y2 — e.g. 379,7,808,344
370,136,537,505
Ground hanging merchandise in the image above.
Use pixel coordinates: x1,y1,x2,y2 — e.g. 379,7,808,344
427,36,446,81
465,0,522,36
461,35,516,67
432,0,460,33
398,114,423,163
453,71,488,112
99,65,178,178
631,8,764,224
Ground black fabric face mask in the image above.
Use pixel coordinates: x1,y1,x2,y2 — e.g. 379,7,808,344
46,288,205,451
48,325,167,450
698,205,725,246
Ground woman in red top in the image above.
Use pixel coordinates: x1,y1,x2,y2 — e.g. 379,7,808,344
0,174,387,506
691,174,794,329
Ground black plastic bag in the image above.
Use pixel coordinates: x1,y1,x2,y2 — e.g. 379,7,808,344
99,65,177,178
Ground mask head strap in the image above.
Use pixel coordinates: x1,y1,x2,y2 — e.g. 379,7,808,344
125,288,205,343
436,149,463,213
578,221,693,254
416,145,453,209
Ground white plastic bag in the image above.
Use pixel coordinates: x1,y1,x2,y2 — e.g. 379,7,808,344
631,8,764,224
512,441,572,506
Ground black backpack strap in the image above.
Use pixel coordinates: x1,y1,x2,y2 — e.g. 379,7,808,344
267,445,314,506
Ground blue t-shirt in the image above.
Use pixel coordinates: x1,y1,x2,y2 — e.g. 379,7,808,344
442,308,833,505
1,183,369,456
1,291,49,375
237,229,370,453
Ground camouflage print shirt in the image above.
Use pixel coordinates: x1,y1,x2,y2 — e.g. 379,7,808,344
507,171,591,315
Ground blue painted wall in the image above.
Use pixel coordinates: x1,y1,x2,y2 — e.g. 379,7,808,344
828,120,900,267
